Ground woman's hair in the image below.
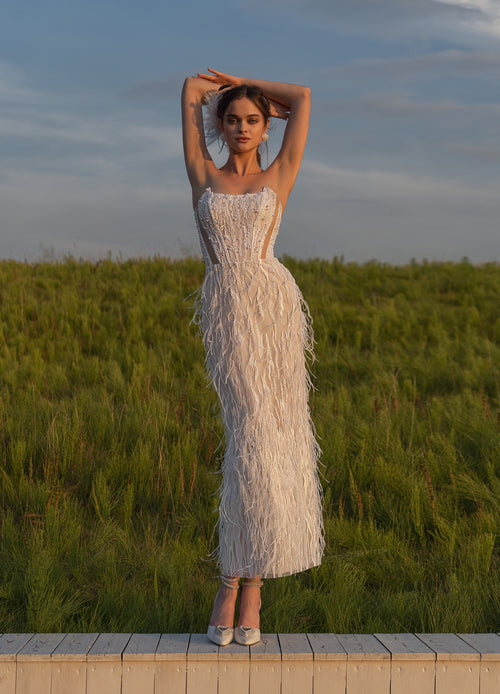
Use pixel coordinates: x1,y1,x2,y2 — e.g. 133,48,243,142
216,84,271,124
216,84,271,167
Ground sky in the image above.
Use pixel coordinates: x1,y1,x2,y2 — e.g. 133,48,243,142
1,0,499,264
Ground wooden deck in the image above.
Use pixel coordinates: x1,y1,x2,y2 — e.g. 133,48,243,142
1,632,499,693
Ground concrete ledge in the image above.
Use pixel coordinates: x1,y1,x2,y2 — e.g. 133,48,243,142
0,632,499,693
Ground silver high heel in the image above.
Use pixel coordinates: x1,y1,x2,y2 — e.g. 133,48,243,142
207,576,239,646
234,578,263,646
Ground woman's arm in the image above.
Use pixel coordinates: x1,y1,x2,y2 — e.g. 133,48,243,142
181,76,218,195
198,69,310,196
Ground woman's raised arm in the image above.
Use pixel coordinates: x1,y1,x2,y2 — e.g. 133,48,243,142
181,76,217,196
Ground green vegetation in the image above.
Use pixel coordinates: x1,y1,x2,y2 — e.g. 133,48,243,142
0,256,499,634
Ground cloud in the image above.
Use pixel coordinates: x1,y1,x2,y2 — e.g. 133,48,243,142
300,158,499,208
328,93,500,119
254,0,500,41
443,141,500,162
0,65,184,185
0,107,183,159
443,0,500,39
309,38,500,181
308,86,500,181
257,0,482,29
266,0,480,21
326,49,500,79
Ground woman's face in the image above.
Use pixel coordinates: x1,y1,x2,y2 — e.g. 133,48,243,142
219,97,268,154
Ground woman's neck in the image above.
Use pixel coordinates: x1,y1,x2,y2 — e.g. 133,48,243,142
221,152,262,177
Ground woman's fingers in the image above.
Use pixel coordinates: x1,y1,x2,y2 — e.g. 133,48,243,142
207,68,231,80
198,69,239,86
197,73,218,82
269,99,290,120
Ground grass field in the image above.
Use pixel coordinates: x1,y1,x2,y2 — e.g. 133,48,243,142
0,255,499,634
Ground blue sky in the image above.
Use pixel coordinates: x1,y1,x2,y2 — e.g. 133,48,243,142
1,0,499,263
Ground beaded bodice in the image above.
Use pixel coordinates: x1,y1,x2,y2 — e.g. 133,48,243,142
195,186,282,268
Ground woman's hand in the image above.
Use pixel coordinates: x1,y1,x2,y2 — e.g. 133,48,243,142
269,99,290,120
197,68,241,88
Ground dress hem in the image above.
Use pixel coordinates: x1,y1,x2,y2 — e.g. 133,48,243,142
223,558,323,580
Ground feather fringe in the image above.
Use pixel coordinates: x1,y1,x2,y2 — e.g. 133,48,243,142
193,259,325,578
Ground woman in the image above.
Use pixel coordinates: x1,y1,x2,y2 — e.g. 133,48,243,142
182,69,324,646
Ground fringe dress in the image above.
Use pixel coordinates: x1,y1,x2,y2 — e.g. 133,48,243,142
194,185,324,578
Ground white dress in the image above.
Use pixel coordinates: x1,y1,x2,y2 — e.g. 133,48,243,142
194,185,324,578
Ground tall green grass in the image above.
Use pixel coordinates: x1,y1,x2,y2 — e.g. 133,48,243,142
0,256,499,633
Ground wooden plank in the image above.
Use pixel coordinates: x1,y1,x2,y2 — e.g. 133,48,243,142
337,634,391,694
16,633,66,694
250,634,281,661
51,633,99,659
123,633,161,660
86,633,131,694
155,634,190,694
51,633,99,694
122,633,160,694
279,633,313,660
374,634,435,694
155,633,190,660
458,634,500,694
186,633,218,661
336,634,390,660
307,634,347,694
374,633,435,660
17,634,65,661
279,633,313,694
0,634,34,694
218,640,250,661
307,633,346,660
417,633,480,694
250,634,281,694
457,633,500,659
416,633,480,661
0,634,35,660
186,634,218,694
87,633,132,660
218,641,249,694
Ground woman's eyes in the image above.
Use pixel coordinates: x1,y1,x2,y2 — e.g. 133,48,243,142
226,118,260,125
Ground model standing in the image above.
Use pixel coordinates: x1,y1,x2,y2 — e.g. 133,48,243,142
181,69,324,646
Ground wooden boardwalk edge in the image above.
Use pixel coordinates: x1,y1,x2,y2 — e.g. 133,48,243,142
1,632,499,694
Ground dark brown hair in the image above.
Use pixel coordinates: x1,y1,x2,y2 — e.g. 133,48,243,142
216,84,271,124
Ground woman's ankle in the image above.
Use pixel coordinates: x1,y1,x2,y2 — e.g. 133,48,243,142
209,577,239,627
236,579,261,629
221,575,240,590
